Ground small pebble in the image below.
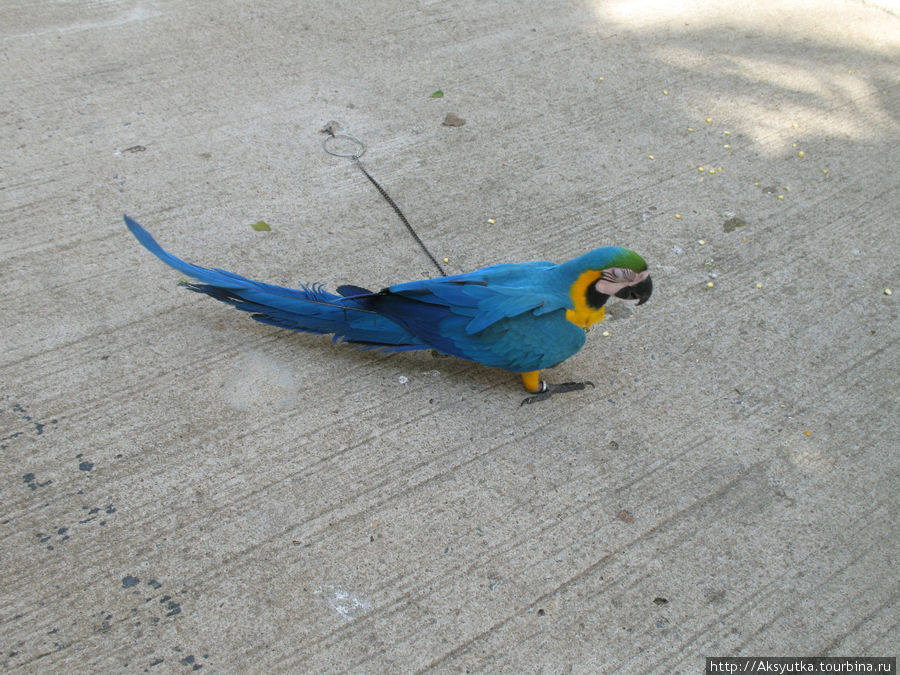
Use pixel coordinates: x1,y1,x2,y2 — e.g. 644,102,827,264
442,113,465,127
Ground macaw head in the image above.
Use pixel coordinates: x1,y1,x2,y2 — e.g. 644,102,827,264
559,246,652,330
570,246,652,304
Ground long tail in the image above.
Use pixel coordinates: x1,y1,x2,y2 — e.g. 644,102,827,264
124,215,425,350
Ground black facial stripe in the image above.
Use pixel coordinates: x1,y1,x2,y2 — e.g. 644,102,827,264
586,283,610,309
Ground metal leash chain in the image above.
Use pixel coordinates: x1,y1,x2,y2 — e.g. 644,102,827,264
322,124,447,277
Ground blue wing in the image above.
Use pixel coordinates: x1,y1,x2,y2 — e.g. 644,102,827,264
343,262,586,371
391,262,571,329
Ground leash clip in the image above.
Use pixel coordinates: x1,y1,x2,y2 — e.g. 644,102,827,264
323,132,366,160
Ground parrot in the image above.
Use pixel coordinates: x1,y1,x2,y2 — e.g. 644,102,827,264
124,215,652,403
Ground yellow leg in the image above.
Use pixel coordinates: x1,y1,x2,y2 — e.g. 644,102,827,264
520,370,544,393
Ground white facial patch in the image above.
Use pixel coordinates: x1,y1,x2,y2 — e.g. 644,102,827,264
594,268,650,296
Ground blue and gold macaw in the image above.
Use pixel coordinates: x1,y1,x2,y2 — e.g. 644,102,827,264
124,215,652,403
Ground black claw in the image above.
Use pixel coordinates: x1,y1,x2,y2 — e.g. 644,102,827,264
520,391,550,405
520,381,595,405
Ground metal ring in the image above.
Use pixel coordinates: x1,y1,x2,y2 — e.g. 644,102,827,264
323,133,366,159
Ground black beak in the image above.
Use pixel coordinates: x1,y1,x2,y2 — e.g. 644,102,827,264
615,275,653,305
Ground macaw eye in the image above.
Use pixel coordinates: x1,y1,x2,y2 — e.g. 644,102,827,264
600,267,636,283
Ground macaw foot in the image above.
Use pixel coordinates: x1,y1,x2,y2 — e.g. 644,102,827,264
520,380,595,405
518,371,594,405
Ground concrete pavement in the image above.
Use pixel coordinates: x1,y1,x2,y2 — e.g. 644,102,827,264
2,0,898,670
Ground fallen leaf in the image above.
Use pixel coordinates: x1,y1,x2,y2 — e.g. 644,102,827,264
251,221,271,232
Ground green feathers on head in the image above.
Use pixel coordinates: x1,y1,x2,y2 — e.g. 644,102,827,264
563,246,648,276
608,247,648,273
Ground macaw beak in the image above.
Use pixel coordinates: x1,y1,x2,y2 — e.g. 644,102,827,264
614,275,653,305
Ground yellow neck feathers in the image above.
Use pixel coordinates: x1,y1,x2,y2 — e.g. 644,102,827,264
565,269,606,330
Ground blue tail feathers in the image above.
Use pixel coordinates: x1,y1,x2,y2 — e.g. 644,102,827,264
123,215,425,350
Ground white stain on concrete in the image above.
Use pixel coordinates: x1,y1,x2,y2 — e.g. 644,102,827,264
3,5,161,41
221,349,299,411
314,585,371,621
